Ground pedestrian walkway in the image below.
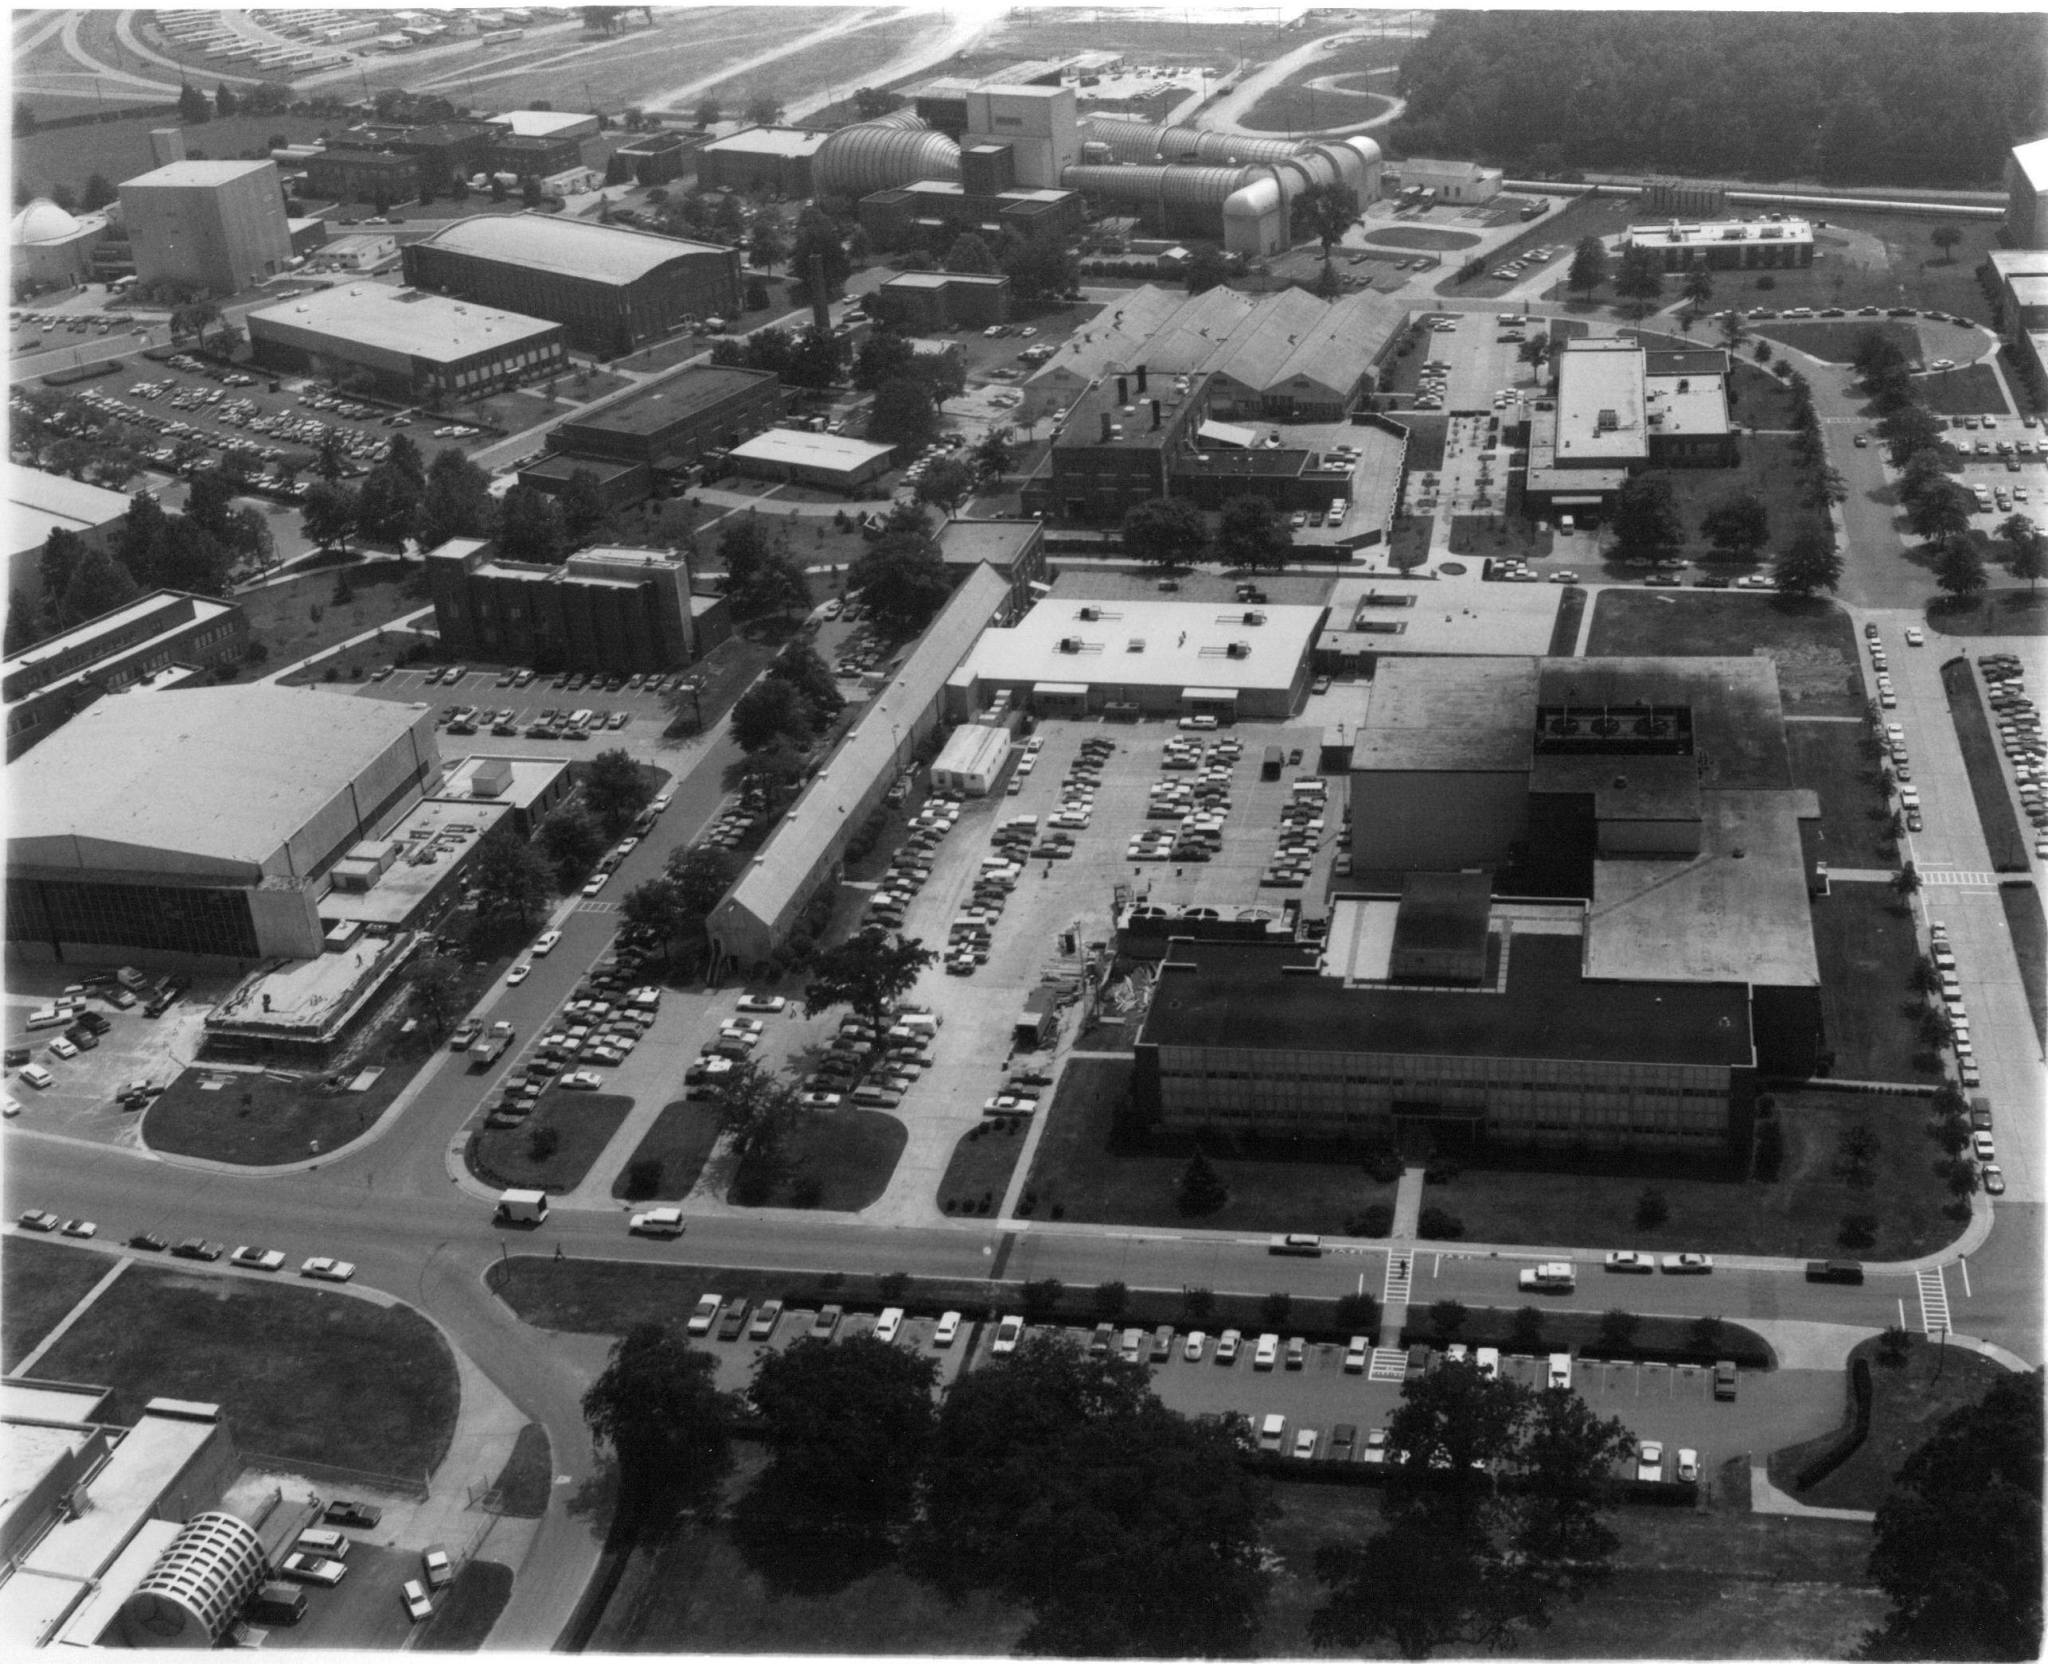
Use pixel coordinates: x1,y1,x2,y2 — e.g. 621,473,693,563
1922,869,2000,888
1390,1166,1427,1239
1916,1264,1952,1335
1748,1461,1876,1523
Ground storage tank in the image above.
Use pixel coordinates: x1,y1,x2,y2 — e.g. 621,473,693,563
814,116,961,197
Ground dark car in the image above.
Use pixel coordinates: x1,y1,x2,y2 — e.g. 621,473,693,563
1805,1260,1865,1284
171,1238,224,1261
129,1231,168,1252
325,1499,383,1529
716,1299,752,1342
1694,574,1732,588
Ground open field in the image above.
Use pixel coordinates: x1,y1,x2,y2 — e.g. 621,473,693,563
1922,589,2048,638
1810,882,1940,1083
610,1100,724,1201
1939,657,2031,871
237,560,426,682
1616,435,1814,576
1786,720,1898,869
2002,882,2048,1048
730,1106,906,1211
470,1091,634,1194
35,1262,460,1476
1753,320,1920,367
1915,363,2009,417
12,114,335,193
1767,1332,2011,1511
1586,591,1865,715
1,1237,115,1371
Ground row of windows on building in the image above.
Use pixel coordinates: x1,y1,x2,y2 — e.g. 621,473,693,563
1172,1068,1727,1100
7,879,261,958
1165,1098,1727,1136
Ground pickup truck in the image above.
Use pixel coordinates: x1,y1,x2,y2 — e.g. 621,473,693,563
1518,1262,1576,1292
448,1018,484,1051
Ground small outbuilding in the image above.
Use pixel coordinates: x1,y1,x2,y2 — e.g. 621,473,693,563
930,722,1011,796
725,428,895,494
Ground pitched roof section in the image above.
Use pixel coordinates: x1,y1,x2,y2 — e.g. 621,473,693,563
2010,136,2048,193
413,213,729,285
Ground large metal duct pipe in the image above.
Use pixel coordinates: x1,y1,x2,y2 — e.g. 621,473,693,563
1063,162,1253,242
813,116,961,198
1082,114,1304,170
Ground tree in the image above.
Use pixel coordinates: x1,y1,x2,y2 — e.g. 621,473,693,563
55,549,140,630
1681,265,1714,311
1508,1306,1547,1353
1613,245,1665,312
852,87,897,119
1908,482,1975,544
1864,1370,2041,1660
1700,490,1769,560
1216,494,1293,572
730,551,813,622
38,527,89,601
853,328,916,393
749,215,788,272
1184,241,1230,295
1311,1363,1633,1658
557,468,609,545
710,1059,810,1173
1568,235,1608,295
849,533,952,639
468,834,554,926
1687,1314,1726,1356
866,377,940,451
213,83,238,118
300,481,358,553
419,447,496,548
783,326,845,392
667,843,742,940
1611,473,1682,559
746,93,783,126
583,1324,737,1535
731,676,817,753
353,459,424,547
521,174,543,208
1935,535,1987,605
914,454,979,518
1881,405,1946,468
1929,224,1964,264
582,748,651,836
694,96,721,128
804,933,936,1038
1121,497,1207,568
1290,180,1360,276
404,947,462,1033
971,425,1014,482
740,1336,938,1574
1001,238,1077,303
1894,859,1923,896
912,1335,1275,1657
788,205,850,298
1597,1309,1640,1353
1775,522,1844,598
537,803,604,883
1517,333,1552,378
177,83,210,124
495,483,566,564
1176,1152,1228,1216
81,172,116,212
2007,517,2048,591
942,233,998,275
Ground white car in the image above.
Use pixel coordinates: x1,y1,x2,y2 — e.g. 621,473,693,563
1604,1251,1653,1273
1344,1335,1369,1373
1184,1330,1206,1361
616,837,639,855
532,930,562,956
1904,628,1925,646
1974,1131,1996,1161
687,1294,723,1335
1637,1440,1665,1482
230,1245,286,1271
1292,1427,1320,1460
561,1069,604,1090
933,1310,962,1347
1361,1428,1388,1465
61,1219,97,1238
874,1306,904,1344
651,793,673,813
47,1036,77,1060
800,1091,843,1108
506,961,532,985
401,1579,433,1622
1661,1253,1714,1274
1253,1332,1280,1370
991,1314,1025,1354
582,872,609,897
724,1016,765,1035
735,994,787,1014
300,1257,356,1282
1676,1448,1700,1484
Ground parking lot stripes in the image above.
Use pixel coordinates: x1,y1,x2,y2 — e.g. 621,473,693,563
577,901,622,915
1916,1265,1952,1336
1367,1348,1409,1383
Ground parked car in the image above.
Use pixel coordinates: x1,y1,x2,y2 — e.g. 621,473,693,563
59,1219,97,1238
400,1579,434,1621
1661,1253,1714,1274
1604,1250,1653,1273
300,1257,356,1282
991,1314,1025,1354
1253,1333,1280,1370
231,1245,286,1271
282,1553,348,1587
17,1209,59,1232
1676,1449,1700,1484
172,1238,224,1260
325,1499,382,1529
933,1310,962,1347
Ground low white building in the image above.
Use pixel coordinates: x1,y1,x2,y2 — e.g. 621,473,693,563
930,721,1011,795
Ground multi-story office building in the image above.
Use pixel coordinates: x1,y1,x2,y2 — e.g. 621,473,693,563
696,126,831,197
402,213,741,355
118,160,292,296
866,272,1012,333
425,538,702,674
1622,216,1814,272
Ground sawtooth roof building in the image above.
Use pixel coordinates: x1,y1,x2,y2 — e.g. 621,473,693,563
401,213,741,355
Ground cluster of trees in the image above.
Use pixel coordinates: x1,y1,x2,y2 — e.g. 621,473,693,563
1114,494,1296,573
301,435,515,556
12,385,154,494
713,514,812,624
1863,332,2045,603
1391,14,2044,188
709,323,846,392
847,502,955,639
464,749,651,931
617,843,740,971
1563,234,1669,314
730,636,844,753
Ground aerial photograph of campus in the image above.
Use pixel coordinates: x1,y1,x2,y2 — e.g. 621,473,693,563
2,1,2043,1656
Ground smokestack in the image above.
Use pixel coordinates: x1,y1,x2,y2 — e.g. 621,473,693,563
1150,398,1161,430
1136,365,1148,394
807,255,830,334
1099,411,1113,442
1116,375,1128,406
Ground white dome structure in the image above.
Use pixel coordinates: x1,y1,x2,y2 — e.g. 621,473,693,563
10,196,108,287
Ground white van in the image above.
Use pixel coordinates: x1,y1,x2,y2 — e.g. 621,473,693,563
495,1189,548,1225
1474,1346,1500,1379
1547,1351,1572,1390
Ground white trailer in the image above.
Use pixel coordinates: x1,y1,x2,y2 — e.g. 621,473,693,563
931,723,1011,797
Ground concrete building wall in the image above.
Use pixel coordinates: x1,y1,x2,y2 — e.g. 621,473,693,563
1350,769,1528,872
122,164,292,296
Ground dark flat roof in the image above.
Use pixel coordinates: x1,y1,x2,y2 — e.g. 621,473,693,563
558,367,778,440
1141,935,1754,1068
1538,658,1789,790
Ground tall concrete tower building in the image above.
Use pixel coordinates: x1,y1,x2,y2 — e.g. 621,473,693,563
119,159,291,296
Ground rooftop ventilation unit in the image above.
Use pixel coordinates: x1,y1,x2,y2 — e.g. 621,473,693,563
1241,611,1265,625
1596,408,1619,432
1225,641,1249,659
1059,637,1082,653
1078,606,1100,621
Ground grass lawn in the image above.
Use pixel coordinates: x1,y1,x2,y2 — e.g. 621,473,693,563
1767,1332,2012,1511
417,1560,516,1652
1409,1084,1958,1261
610,1101,723,1202
936,1118,1032,1216
2001,882,2048,1049
470,1091,634,1194
1239,79,1395,134
1585,591,1865,716
487,1424,553,1519
588,1446,1028,1652
1401,415,1448,472
729,1107,905,1210
1923,587,2048,638
1021,1057,1400,1236
1449,513,1556,561
1786,719,1899,869
1258,1475,1883,1658
35,1264,459,1476
1618,435,1814,575
1752,319,1920,367
14,113,336,195
1913,363,2009,417
1938,656,2031,872
228,561,426,682
1811,880,1940,1083
1,1238,116,1371
1365,225,1483,251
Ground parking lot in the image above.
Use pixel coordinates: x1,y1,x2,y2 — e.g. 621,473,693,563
1948,412,2048,525
3,970,216,1137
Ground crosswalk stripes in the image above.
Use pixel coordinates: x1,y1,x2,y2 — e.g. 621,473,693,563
1922,870,1998,888
1916,1265,1951,1336
1383,1249,1413,1308
1368,1348,1410,1383
578,900,622,914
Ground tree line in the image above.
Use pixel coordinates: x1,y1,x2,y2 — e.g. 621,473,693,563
1391,12,2046,188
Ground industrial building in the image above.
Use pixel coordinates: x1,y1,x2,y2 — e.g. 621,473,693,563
402,213,741,355
2004,135,2048,249
709,564,1015,971
9,198,111,288
303,118,501,202
930,720,1012,795
6,686,441,963
1984,249,2048,401
856,177,1086,254
1523,340,1736,517
946,591,1326,724
725,428,896,494
1622,216,1814,272
430,752,572,838
937,516,1050,614
615,130,692,186
808,89,1381,257
1132,649,1822,1160
307,231,397,272
425,538,704,674
247,283,570,404
1384,158,1503,204
118,159,293,296
4,588,248,760
867,271,1012,334
696,126,832,198
545,364,785,485
7,464,134,607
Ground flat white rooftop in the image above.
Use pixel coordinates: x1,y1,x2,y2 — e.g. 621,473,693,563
20,1413,217,1582
729,428,894,471
1555,340,1648,465
249,283,560,363
961,597,1325,695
